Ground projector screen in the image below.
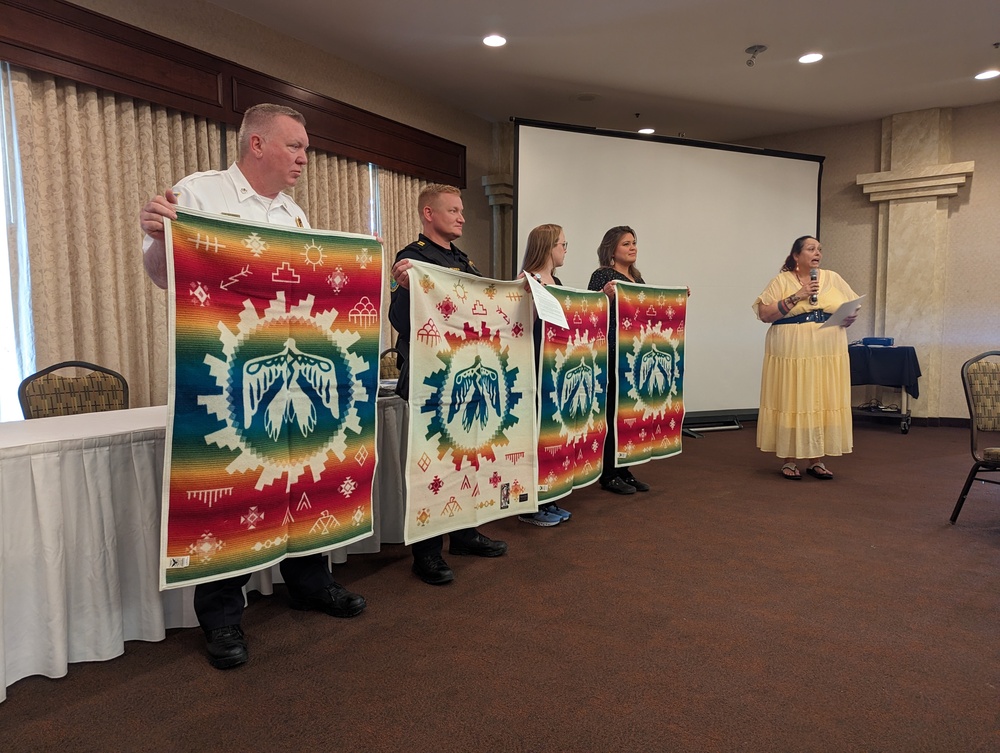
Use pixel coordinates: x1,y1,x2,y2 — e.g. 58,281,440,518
514,121,823,418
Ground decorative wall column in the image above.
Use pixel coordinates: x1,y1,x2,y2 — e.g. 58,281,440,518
855,108,974,418
481,174,514,278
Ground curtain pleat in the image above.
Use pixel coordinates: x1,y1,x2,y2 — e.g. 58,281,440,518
289,148,371,235
376,168,426,350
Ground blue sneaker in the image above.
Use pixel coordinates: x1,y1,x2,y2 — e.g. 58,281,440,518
542,503,571,521
518,509,562,527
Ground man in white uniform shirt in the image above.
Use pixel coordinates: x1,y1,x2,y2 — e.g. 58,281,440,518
140,103,366,669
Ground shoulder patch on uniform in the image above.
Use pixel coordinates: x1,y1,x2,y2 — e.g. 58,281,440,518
389,277,399,292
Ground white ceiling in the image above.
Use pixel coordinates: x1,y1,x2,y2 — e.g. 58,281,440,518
205,0,1000,142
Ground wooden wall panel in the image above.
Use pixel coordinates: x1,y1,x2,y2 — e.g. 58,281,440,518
0,0,465,186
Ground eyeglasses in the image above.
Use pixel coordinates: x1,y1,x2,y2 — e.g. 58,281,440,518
555,241,568,249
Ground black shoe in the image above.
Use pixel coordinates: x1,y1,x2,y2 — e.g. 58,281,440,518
205,625,248,669
618,471,650,492
288,582,367,618
412,553,455,585
448,532,508,557
600,476,636,495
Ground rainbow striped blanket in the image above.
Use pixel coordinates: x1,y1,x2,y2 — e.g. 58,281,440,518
537,287,609,503
404,262,538,543
614,282,687,466
160,208,381,589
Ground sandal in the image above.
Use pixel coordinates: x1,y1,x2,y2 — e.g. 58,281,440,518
780,463,801,480
806,463,834,480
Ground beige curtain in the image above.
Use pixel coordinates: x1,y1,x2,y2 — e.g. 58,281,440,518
290,148,371,235
9,66,403,404
377,167,426,351
9,67,222,407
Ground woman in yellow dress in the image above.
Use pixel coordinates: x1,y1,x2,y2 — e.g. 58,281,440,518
753,236,860,480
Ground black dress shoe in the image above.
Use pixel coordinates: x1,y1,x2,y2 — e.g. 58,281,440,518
600,476,636,495
205,625,248,669
618,471,650,492
412,553,455,585
288,582,367,617
448,532,508,557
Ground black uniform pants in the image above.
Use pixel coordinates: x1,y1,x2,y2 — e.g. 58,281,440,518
193,552,333,631
411,528,479,558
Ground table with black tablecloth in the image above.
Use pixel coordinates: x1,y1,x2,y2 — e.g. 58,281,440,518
848,345,921,432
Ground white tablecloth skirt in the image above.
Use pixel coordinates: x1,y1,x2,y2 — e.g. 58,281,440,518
0,400,406,702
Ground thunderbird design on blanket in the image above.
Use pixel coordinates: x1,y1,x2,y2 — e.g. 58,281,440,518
404,262,538,544
243,338,340,442
615,282,687,467
538,287,608,503
161,208,381,589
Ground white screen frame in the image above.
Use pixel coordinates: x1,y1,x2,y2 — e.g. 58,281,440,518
514,121,823,417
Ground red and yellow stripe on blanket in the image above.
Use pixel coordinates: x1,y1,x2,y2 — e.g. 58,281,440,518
613,282,687,468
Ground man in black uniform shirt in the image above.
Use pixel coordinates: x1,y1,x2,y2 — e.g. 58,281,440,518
388,184,508,585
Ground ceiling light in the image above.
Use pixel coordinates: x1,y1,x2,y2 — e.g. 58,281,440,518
799,53,823,64
745,44,767,68
975,69,999,80
483,35,506,48
638,128,655,135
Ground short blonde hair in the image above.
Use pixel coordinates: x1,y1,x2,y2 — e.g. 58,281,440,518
417,183,461,215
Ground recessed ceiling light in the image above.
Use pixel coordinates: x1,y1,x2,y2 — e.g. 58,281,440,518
975,69,1000,80
483,35,506,48
638,128,655,135
799,53,823,64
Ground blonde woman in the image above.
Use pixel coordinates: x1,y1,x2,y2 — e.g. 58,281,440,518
518,224,573,526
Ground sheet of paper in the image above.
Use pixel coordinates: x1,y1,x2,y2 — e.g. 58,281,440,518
820,295,865,328
523,273,569,329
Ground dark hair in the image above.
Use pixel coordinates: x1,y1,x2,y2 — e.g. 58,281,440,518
781,235,817,273
597,225,641,281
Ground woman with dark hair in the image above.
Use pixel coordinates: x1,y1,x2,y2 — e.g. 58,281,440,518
518,224,573,525
587,225,650,495
753,235,860,480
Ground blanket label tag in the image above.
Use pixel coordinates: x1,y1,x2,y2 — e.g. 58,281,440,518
166,556,191,569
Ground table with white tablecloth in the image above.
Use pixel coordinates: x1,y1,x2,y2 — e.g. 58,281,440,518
0,398,407,703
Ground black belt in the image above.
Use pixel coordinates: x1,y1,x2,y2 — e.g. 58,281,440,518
771,310,831,326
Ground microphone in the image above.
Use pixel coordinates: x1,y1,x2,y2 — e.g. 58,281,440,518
809,268,818,305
